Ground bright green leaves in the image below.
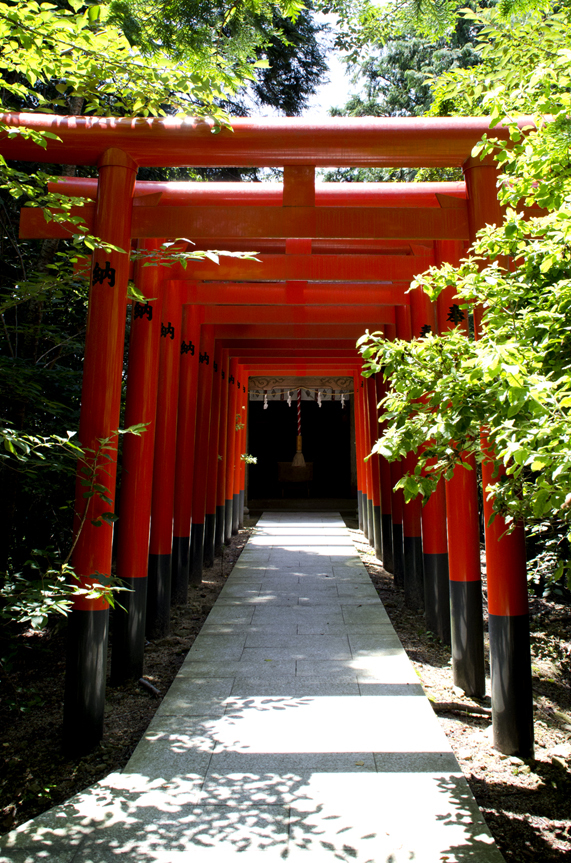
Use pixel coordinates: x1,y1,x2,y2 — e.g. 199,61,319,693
358,163,571,531
0,0,269,118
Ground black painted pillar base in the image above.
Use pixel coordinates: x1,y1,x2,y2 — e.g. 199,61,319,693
232,493,240,535
450,580,485,698
171,535,190,606
381,514,394,574
361,494,368,539
239,489,245,528
63,608,109,755
146,553,171,639
224,499,233,545
367,498,375,548
392,523,404,588
403,536,424,609
357,490,363,532
423,552,451,645
203,512,216,568
489,613,534,757
373,504,382,560
215,504,225,557
190,522,204,585
111,577,147,685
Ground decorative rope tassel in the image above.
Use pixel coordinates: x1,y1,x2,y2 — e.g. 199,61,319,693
317,389,322,408
263,390,268,410
292,388,306,467
341,392,346,409
287,390,292,408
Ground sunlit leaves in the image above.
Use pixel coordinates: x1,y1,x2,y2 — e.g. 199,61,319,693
357,4,571,543
0,0,279,118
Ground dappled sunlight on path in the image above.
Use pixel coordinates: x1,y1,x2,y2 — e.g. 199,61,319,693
0,513,504,862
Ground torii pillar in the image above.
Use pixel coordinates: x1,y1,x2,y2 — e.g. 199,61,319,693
464,156,533,755
63,149,136,754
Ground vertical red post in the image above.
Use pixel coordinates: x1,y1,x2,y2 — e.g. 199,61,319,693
382,322,400,578
465,158,533,754
172,302,202,604
204,343,223,567
390,459,405,588
410,284,450,639
409,282,436,340
224,358,239,544
367,375,383,559
353,371,365,532
232,363,245,534
190,325,215,583
215,350,230,555
420,468,450,641
146,281,182,637
63,148,136,754
111,241,162,684
436,240,484,687
365,382,375,546
356,377,370,540
239,376,249,527
375,373,394,574
396,305,424,608
446,452,485,696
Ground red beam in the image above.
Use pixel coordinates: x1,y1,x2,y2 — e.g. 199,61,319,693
174,282,409,306
170,239,432,254
49,177,467,207
217,339,362,351
228,351,362,360
20,205,468,241
138,206,468,241
200,305,394,324
210,324,371,339
1,113,536,168
169,254,434,281
245,366,359,373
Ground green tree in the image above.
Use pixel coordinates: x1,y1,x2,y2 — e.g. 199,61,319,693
322,7,482,182
358,2,571,585
110,0,329,118
333,16,480,119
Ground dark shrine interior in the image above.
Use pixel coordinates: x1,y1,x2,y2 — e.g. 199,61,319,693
247,397,353,500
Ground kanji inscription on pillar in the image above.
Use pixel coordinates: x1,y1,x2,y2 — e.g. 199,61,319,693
199,351,210,364
161,322,175,339
420,324,432,337
181,340,195,355
447,304,466,324
134,301,153,321
92,260,116,287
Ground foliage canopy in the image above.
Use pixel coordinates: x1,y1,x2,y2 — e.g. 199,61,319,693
358,1,571,583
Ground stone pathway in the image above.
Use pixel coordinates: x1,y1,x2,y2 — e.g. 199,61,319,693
0,512,504,862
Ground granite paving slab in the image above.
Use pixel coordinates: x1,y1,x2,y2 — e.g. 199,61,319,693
0,512,504,863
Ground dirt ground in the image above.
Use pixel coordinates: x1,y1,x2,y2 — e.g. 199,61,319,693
344,516,571,863
2,513,571,862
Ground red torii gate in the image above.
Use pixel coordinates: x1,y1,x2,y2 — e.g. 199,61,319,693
3,112,533,761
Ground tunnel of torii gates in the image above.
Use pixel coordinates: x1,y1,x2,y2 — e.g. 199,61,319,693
3,112,539,759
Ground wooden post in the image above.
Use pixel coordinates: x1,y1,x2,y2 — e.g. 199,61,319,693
63,148,136,754
189,325,215,583
146,283,182,637
464,158,533,754
172,303,202,604
111,241,162,683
